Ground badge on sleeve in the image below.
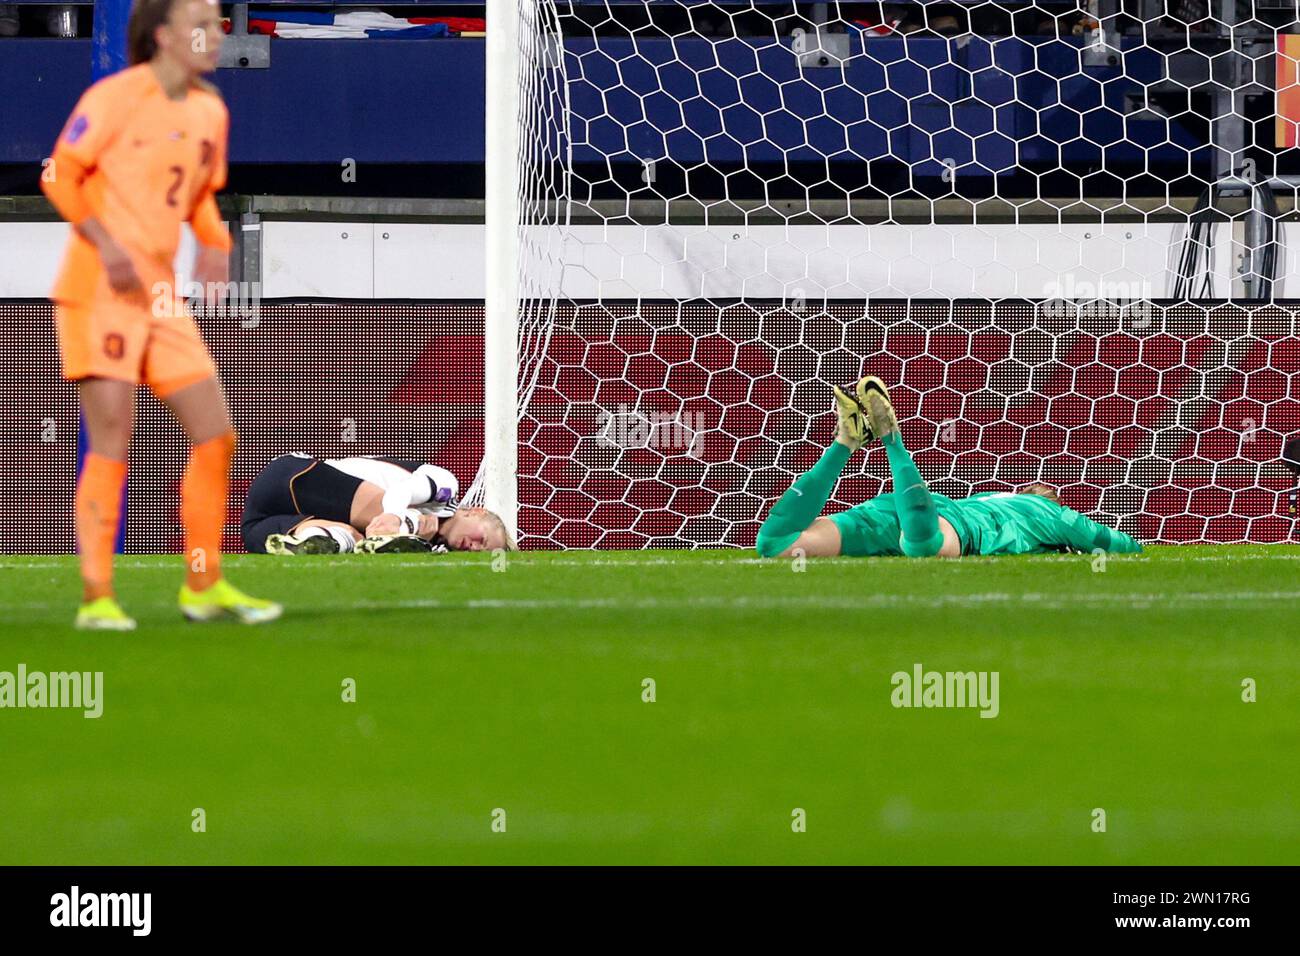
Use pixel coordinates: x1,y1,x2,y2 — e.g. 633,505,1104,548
65,114,89,144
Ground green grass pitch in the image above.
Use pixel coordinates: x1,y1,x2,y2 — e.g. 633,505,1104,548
1,546,1297,865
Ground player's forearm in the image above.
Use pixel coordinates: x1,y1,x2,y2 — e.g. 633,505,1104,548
41,151,95,227
1068,516,1142,554
190,191,232,252
1101,528,1143,554
379,465,457,515
380,485,419,516
74,216,114,249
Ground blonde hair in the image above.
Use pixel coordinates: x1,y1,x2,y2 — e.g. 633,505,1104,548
447,506,517,551
484,510,518,552
1018,482,1061,505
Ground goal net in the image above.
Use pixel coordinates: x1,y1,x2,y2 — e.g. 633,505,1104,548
476,0,1300,549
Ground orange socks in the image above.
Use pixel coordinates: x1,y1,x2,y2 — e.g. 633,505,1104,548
181,431,236,592
76,432,235,599
76,434,236,598
76,453,127,601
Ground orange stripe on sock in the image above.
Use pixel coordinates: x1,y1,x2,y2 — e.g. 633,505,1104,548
76,453,127,601
182,431,236,592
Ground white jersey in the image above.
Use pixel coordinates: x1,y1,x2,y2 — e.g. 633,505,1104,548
323,457,460,519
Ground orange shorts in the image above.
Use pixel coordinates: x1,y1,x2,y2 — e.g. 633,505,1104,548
54,292,217,396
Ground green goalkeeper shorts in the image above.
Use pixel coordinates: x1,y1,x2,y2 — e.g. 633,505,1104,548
827,494,906,557
828,492,977,557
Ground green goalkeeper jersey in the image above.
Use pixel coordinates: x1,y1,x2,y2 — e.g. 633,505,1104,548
829,491,1143,558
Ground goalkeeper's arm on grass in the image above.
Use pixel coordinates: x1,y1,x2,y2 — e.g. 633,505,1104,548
1056,508,1143,555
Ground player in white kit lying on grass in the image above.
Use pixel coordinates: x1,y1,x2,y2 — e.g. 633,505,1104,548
241,453,514,555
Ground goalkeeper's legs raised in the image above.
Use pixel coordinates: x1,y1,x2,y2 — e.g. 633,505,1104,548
753,382,868,557
881,434,946,557
857,380,947,558
754,377,961,559
754,442,852,557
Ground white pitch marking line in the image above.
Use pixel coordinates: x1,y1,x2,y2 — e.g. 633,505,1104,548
6,590,1296,614
327,590,1300,612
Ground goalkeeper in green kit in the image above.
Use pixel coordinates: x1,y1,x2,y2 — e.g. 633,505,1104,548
755,376,1143,559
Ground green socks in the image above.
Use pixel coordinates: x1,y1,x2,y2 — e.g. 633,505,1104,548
882,432,945,557
755,441,851,557
755,432,944,558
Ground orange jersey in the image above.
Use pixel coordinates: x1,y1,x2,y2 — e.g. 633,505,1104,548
44,63,230,306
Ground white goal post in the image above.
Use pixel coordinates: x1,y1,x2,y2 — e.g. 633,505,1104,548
481,0,523,540
475,0,1300,550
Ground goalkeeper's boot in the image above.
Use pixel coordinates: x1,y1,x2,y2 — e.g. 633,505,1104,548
830,383,871,451
75,596,137,631
266,530,340,555
357,534,433,555
179,578,283,625
854,375,899,440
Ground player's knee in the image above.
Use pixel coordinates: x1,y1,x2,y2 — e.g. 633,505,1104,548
89,411,133,456
755,529,793,558
100,406,132,436
208,429,237,460
900,530,944,558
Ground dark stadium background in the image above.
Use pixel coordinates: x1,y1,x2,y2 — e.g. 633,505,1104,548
2,2,1299,551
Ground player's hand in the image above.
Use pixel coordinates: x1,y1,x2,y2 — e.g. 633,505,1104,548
365,513,403,537
98,237,144,297
416,513,440,541
192,243,229,304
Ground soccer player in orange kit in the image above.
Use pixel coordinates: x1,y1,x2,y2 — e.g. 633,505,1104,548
43,0,281,629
